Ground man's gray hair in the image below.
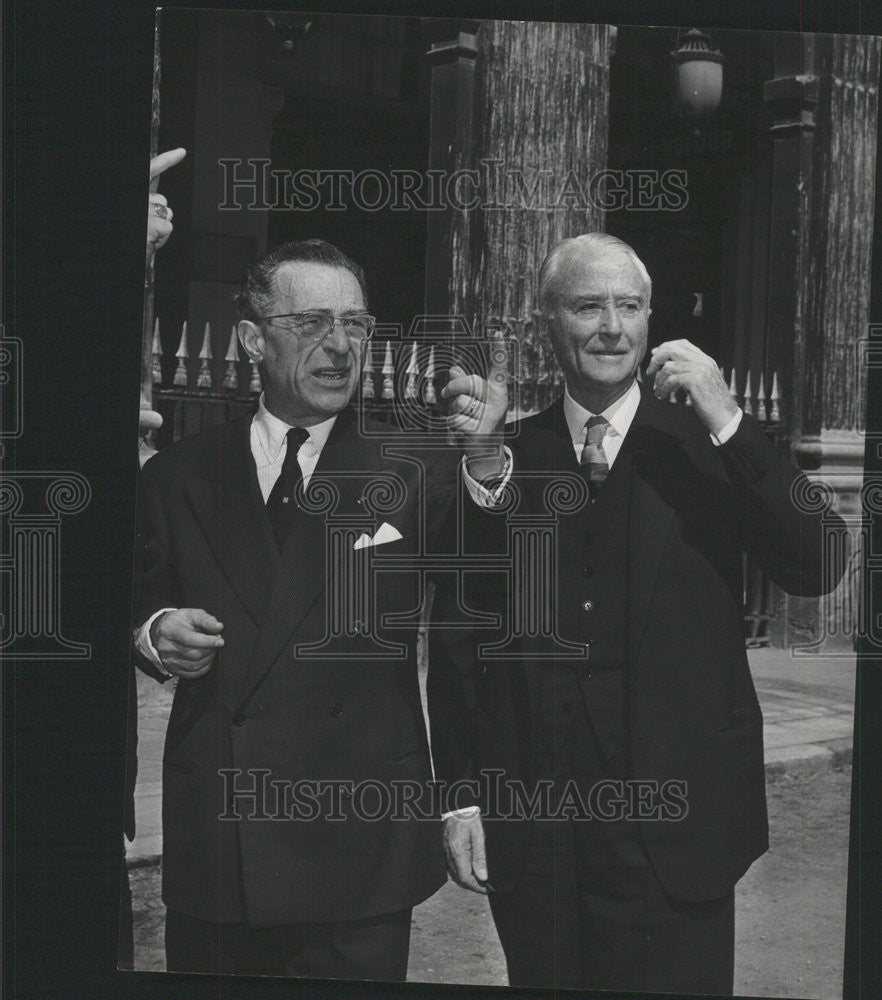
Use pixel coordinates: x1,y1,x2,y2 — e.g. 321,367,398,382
537,233,652,314
235,238,368,324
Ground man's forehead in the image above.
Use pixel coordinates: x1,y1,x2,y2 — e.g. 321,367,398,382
271,261,364,306
560,248,645,292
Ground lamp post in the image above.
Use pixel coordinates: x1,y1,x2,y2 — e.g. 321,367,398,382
670,28,724,121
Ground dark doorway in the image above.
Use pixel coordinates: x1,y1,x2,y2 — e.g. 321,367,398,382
265,14,431,334
606,26,775,379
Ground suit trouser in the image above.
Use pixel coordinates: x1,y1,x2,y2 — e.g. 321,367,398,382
488,689,735,995
165,906,412,980
118,856,133,971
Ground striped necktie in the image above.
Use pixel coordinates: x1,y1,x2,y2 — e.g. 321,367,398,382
579,415,609,498
266,427,310,550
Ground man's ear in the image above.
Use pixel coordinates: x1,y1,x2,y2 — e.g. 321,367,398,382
238,320,264,364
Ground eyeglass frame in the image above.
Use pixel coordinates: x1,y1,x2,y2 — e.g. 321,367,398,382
257,309,376,342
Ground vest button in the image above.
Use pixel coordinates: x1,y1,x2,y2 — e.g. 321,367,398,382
581,669,591,681
231,710,246,727
583,566,594,577
330,702,344,718
582,600,594,611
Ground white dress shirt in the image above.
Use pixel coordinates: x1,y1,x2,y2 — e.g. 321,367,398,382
135,395,338,671
563,379,743,468
250,394,337,501
446,381,742,821
564,379,641,469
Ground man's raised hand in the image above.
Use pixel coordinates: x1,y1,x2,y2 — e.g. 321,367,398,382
441,354,509,480
147,147,186,253
150,608,223,679
646,339,739,436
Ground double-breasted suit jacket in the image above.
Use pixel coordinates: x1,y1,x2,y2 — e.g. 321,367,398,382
134,406,459,926
433,387,847,902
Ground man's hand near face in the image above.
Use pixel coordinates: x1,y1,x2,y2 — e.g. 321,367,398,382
442,356,509,482
646,339,740,436
150,608,224,679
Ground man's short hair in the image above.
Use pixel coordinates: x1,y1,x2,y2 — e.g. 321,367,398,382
235,239,368,324
537,233,652,314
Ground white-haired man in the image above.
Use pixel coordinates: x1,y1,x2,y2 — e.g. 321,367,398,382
438,233,846,994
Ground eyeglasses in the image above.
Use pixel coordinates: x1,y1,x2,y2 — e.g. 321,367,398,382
259,310,376,342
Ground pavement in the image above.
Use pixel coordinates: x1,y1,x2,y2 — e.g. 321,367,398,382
126,645,857,867
125,647,856,995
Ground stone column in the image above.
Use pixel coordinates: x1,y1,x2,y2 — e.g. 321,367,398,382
422,19,481,322
424,20,614,413
766,33,880,651
471,21,613,414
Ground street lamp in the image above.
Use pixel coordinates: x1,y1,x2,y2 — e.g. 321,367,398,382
670,28,725,120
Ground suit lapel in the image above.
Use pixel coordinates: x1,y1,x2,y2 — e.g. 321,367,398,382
184,415,278,628
513,388,693,720
515,400,590,713
238,408,381,701
624,387,686,662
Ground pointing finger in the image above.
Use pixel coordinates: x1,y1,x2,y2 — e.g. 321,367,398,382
487,345,509,386
150,147,187,182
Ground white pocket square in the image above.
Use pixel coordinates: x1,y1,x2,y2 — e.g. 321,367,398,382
353,522,403,550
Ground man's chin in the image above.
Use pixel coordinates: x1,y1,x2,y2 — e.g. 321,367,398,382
306,385,356,415
582,365,632,386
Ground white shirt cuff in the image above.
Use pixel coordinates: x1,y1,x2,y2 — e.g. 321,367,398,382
462,448,513,507
134,607,176,676
442,806,481,820
710,409,743,446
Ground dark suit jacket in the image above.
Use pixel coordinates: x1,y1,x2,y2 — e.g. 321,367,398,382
133,406,459,925
429,387,847,902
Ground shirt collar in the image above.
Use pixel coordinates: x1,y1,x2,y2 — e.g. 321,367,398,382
253,393,338,463
563,378,641,444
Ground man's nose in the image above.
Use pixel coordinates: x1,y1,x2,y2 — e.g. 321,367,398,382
599,303,623,334
321,320,352,355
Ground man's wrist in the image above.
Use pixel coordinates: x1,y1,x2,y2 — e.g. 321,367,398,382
149,611,168,650
462,448,513,508
710,408,743,446
442,806,481,820
464,444,507,483
134,607,176,678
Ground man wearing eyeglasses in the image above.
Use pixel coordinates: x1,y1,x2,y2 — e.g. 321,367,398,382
132,239,460,979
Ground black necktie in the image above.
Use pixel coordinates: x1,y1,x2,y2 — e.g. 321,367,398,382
266,427,310,551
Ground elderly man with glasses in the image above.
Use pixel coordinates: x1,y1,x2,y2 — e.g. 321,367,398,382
131,239,462,980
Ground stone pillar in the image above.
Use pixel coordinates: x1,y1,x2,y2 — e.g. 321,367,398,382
766,33,880,651
422,19,481,322
764,32,818,443
424,20,613,413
